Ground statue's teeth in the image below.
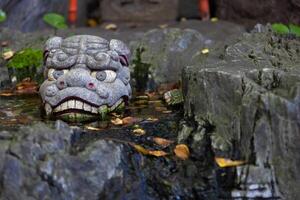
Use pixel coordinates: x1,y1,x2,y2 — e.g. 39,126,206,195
92,107,98,114
45,103,52,115
68,100,75,109
61,102,68,111
75,100,83,109
83,103,92,112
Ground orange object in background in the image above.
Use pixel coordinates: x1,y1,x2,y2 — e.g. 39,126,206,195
198,0,210,20
68,0,77,25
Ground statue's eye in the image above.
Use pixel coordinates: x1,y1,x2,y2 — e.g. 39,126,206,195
91,70,117,83
48,69,69,81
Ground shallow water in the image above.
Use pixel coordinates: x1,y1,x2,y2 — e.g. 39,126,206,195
0,93,172,131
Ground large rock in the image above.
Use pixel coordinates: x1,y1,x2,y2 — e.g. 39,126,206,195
0,121,124,200
100,0,179,22
215,0,300,27
181,25,300,199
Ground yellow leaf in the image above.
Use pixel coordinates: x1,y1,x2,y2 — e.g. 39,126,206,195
148,150,168,157
2,50,14,60
201,48,210,54
174,144,190,160
211,17,218,22
153,137,174,148
146,117,159,122
215,157,246,168
133,128,146,136
111,118,123,125
105,23,117,30
122,116,142,125
159,24,168,29
131,144,149,155
85,126,102,131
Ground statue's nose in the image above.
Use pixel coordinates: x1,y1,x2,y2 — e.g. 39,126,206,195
57,68,109,98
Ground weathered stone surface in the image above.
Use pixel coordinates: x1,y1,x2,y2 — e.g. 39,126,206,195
101,0,179,22
181,25,300,199
0,121,124,200
215,0,300,27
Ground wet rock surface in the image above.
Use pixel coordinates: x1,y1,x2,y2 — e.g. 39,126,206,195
0,114,219,200
181,25,300,199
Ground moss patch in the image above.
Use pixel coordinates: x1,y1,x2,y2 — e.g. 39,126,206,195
7,48,43,69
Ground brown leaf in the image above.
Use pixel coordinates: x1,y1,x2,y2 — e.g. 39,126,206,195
111,118,123,125
122,116,142,125
148,150,168,157
0,91,14,97
132,128,146,136
174,144,190,160
130,143,168,157
215,157,246,168
153,137,174,148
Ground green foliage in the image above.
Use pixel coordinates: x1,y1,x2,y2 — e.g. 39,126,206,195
7,48,43,69
289,24,300,37
272,23,300,37
271,23,289,34
0,9,7,23
43,13,68,29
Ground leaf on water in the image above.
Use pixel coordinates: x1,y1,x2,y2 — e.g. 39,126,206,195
111,118,123,125
174,144,190,160
87,19,98,27
2,50,14,60
153,137,174,148
0,92,14,97
215,157,246,168
271,23,289,35
289,24,300,37
122,116,142,125
132,128,146,136
162,110,172,114
15,78,38,94
211,17,218,22
148,150,168,157
159,24,168,29
105,23,117,30
155,107,168,112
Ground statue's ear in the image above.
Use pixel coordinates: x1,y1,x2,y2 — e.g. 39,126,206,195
45,37,63,51
109,39,130,59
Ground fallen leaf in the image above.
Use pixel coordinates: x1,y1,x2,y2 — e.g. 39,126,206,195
122,116,142,125
162,110,172,114
155,107,168,112
180,17,187,22
153,137,174,148
111,118,123,125
132,128,146,136
2,50,14,60
0,91,14,96
148,150,168,157
174,144,190,160
201,48,210,54
146,117,159,122
215,157,246,168
131,144,149,155
211,17,218,22
87,19,98,27
105,23,117,31
1,41,9,47
130,143,168,157
159,24,168,29
85,126,102,131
